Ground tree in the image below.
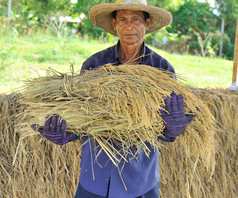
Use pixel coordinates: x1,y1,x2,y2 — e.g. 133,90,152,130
148,0,183,10
232,18,238,83
214,0,238,59
0,0,78,35
74,0,115,39
167,0,217,56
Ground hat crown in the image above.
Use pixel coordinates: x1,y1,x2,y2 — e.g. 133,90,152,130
115,0,147,5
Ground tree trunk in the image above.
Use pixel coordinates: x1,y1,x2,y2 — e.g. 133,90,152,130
219,18,225,57
7,0,11,31
232,18,238,83
196,32,212,57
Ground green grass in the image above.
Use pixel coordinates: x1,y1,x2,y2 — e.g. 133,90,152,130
156,50,233,88
0,34,111,93
0,34,234,94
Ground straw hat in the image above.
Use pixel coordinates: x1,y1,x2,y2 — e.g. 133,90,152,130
89,0,172,36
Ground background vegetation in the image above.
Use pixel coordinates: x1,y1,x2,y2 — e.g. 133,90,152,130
0,34,233,93
0,0,237,58
0,0,236,93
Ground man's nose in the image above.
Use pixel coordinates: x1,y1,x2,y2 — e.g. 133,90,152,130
125,20,134,29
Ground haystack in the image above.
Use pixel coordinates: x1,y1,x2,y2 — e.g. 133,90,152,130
18,64,215,168
1,66,238,197
159,87,238,198
0,94,81,198
0,93,21,197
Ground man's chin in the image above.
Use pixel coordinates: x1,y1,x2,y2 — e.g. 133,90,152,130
121,38,140,45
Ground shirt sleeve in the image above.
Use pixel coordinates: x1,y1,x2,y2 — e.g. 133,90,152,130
80,56,97,74
80,45,116,74
68,132,80,142
160,58,175,74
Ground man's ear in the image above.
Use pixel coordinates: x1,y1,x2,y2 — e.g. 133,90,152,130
112,18,116,30
145,18,152,30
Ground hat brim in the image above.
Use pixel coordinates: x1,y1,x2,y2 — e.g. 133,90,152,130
89,3,172,36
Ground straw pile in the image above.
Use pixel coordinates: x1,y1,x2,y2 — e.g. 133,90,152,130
18,64,215,168
0,93,21,197
0,94,81,198
0,65,237,197
159,87,238,198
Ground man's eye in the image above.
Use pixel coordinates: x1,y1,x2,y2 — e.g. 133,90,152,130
132,18,141,24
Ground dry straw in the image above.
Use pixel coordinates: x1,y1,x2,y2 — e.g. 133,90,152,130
0,93,22,197
159,87,238,198
0,94,81,198
1,65,237,197
18,64,215,169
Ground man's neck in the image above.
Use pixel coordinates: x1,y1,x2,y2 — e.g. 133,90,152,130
119,41,143,64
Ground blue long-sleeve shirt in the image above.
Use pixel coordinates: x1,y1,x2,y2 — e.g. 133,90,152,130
72,41,175,198
80,41,174,74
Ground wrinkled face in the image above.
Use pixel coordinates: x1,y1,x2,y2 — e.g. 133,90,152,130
112,10,151,45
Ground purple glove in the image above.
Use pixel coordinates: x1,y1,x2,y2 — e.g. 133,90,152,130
159,92,195,139
31,115,70,145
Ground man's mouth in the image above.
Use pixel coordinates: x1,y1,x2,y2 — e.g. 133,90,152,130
124,34,136,36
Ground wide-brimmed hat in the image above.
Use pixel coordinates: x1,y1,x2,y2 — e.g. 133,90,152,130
89,0,172,36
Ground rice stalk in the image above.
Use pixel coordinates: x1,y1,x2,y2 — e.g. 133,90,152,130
1,68,238,197
18,64,215,170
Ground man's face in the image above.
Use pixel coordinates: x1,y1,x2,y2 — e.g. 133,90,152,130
112,10,151,45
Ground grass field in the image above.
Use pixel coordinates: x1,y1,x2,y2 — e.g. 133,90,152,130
0,34,234,93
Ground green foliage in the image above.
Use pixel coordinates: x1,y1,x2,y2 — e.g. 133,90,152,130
78,16,108,40
215,0,238,19
214,0,238,45
0,16,8,34
1,0,236,59
147,0,183,9
0,34,112,93
167,0,218,56
211,30,233,59
0,34,233,93
168,0,217,36
74,0,114,39
0,0,76,36
144,28,183,47
0,44,15,70
144,28,169,47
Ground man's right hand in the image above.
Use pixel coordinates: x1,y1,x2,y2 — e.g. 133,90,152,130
31,115,70,145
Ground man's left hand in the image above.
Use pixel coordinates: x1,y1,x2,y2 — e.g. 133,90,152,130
160,92,195,139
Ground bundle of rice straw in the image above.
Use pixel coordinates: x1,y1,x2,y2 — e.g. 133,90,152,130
0,93,81,197
0,93,21,197
184,87,238,197
158,87,238,198
18,64,215,168
0,94,20,139
1,87,237,198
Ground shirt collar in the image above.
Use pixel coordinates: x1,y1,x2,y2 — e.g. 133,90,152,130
114,41,146,64
138,41,146,64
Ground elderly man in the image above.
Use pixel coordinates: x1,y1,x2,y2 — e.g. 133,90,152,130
32,0,195,197
81,0,173,71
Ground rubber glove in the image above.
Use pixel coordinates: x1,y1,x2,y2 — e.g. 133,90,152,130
159,92,195,142
31,115,71,145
